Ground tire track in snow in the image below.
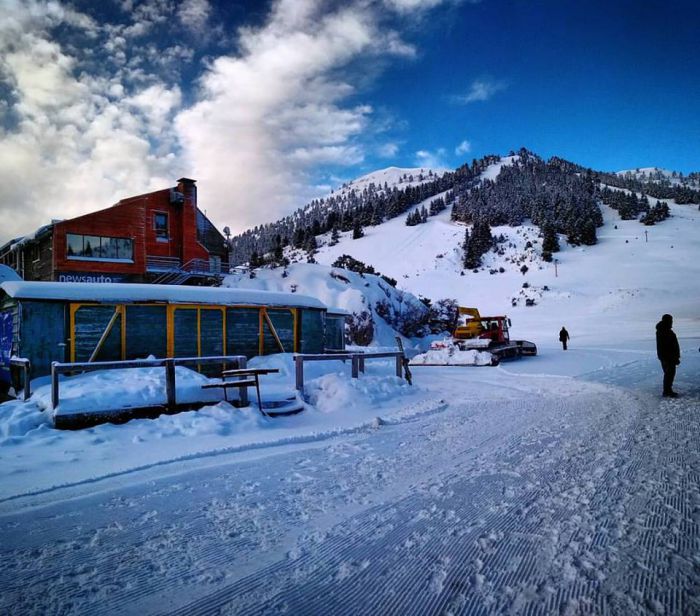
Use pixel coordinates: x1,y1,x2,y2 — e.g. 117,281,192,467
165,390,671,616
2,377,698,615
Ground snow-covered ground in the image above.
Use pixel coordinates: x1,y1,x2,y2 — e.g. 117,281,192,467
0,182,699,614
1,344,698,614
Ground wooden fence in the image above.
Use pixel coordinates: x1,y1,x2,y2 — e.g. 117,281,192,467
293,351,406,392
50,355,247,411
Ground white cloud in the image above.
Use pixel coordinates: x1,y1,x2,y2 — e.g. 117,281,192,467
177,0,211,34
0,1,182,241
378,142,399,158
453,78,507,104
455,139,471,155
0,0,454,243
384,0,448,13
175,0,444,233
414,148,449,169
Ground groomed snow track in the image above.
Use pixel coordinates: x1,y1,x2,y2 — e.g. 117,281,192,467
1,362,699,615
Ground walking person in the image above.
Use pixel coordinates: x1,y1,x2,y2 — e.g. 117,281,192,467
656,314,681,397
559,326,570,351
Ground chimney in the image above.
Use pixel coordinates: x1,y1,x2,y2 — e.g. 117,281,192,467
177,178,197,206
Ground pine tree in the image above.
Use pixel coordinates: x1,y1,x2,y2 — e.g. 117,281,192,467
541,223,560,254
273,235,283,262
352,218,364,239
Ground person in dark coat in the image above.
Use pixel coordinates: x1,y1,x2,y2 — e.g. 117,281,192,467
656,314,681,397
559,327,570,350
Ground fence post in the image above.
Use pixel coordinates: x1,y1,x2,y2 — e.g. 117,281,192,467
351,355,359,378
238,355,249,407
295,355,304,392
51,362,59,410
395,354,402,378
23,360,31,400
359,355,365,373
165,359,176,410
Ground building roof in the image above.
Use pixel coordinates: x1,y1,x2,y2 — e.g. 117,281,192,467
0,281,327,310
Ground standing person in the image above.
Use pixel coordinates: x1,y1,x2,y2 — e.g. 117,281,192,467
559,326,570,350
656,314,681,397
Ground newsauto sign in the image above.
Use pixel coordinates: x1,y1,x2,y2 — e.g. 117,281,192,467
57,272,128,284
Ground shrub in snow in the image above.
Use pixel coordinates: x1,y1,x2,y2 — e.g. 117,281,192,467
347,310,375,346
520,265,529,275
332,254,375,276
428,298,459,334
330,270,351,284
525,298,536,306
375,299,430,338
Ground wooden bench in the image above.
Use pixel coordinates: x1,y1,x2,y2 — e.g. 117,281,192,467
202,368,279,416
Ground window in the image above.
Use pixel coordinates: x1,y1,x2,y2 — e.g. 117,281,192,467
154,212,168,240
66,233,133,261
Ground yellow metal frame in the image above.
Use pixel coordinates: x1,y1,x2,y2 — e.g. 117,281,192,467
70,303,126,362
167,304,226,358
259,307,296,354
70,302,303,363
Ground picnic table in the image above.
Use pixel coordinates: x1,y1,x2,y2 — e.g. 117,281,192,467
201,368,279,416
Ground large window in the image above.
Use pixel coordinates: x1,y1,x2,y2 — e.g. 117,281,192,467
66,233,133,261
154,212,169,240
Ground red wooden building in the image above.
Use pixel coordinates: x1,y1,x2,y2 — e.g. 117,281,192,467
0,178,230,285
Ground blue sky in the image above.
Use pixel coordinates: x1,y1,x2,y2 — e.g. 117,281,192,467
0,0,698,241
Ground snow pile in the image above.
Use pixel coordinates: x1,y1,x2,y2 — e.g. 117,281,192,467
31,365,224,418
0,399,51,438
224,263,433,347
410,346,493,366
0,352,427,499
306,372,412,414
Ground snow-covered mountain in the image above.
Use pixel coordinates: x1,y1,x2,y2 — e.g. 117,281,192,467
326,166,450,199
616,166,700,188
228,150,700,348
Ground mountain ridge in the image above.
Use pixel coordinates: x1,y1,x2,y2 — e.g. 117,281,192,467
228,149,700,267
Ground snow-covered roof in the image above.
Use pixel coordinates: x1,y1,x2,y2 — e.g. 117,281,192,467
0,281,327,309
326,307,351,317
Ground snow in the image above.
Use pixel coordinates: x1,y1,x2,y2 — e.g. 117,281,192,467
223,263,427,347
0,280,327,309
310,193,700,349
1,176,699,614
325,166,448,200
33,365,227,419
480,154,518,181
410,344,494,366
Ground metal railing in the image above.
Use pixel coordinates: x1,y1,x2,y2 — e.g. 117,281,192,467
150,257,231,284
50,355,247,411
146,256,182,272
293,351,406,392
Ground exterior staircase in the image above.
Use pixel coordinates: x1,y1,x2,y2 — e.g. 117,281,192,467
146,257,228,285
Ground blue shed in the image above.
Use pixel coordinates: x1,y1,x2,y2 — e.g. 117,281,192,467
0,281,345,393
